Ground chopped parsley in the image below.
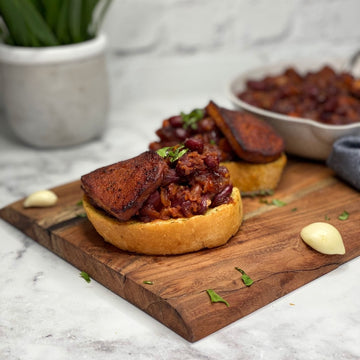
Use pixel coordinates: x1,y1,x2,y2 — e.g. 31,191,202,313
271,199,287,207
156,144,188,162
181,108,204,130
143,280,154,285
260,198,287,207
338,210,349,221
235,267,254,287
80,271,91,283
206,289,229,307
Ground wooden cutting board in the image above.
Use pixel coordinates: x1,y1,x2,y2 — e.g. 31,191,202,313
1,157,360,342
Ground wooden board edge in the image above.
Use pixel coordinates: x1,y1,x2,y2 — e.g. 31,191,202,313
0,204,197,342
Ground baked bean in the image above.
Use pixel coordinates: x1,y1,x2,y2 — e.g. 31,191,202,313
238,65,360,125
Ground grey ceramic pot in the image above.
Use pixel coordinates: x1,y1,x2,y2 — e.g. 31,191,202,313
0,34,109,148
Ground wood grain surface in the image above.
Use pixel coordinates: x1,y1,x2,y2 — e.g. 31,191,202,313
1,157,359,342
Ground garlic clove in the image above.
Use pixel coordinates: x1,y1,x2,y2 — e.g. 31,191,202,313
300,222,345,255
23,190,58,208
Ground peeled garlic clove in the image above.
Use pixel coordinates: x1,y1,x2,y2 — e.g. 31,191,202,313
23,190,58,208
300,222,345,255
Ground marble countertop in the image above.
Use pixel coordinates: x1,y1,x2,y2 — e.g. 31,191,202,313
1,53,360,360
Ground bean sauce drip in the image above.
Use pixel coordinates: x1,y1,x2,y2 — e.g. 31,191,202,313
237,65,360,125
138,141,233,222
149,109,235,162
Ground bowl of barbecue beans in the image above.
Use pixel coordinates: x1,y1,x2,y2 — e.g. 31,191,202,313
228,58,360,160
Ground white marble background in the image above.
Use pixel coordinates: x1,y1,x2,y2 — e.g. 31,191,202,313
1,1,360,359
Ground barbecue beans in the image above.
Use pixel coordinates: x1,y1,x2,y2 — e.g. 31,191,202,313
149,110,236,162
237,65,360,125
138,143,233,222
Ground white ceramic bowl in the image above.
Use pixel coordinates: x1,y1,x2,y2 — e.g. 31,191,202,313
228,59,360,160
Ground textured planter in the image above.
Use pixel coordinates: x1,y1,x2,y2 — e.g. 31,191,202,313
0,34,109,148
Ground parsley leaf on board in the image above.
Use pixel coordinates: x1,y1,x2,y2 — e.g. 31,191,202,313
235,267,254,287
143,280,154,285
271,199,287,207
206,289,229,307
338,210,349,220
260,198,287,207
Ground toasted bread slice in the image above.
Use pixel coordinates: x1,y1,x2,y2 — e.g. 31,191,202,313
83,187,242,255
222,152,287,194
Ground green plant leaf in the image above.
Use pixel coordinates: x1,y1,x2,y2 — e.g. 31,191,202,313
41,0,62,33
90,0,112,37
27,28,41,47
68,0,83,43
0,0,34,46
0,0,58,47
55,0,71,44
29,0,45,16
0,0,111,46
19,0,58,46
81,0,99,39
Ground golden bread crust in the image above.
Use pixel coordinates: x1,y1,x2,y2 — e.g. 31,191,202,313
83,187,242,255
222,153,287,193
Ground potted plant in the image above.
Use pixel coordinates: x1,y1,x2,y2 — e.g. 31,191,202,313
0,0,112,148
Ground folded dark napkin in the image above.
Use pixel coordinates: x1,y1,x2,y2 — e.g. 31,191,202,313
327,135,360,191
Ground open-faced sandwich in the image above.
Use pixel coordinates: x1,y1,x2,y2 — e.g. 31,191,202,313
81,141,243,255
149,101,287,195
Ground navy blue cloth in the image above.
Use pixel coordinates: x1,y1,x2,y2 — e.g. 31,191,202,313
327,136,360,191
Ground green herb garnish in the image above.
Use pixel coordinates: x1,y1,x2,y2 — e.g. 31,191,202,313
143,280,154,285
291,207,298,212
260,198,287,207
235,267,254,287
325,214,331,221
80,271,91,283
338,210,349,221
181,108,204,130
156,145,188,162
271,199,287,207
206,289,229,307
